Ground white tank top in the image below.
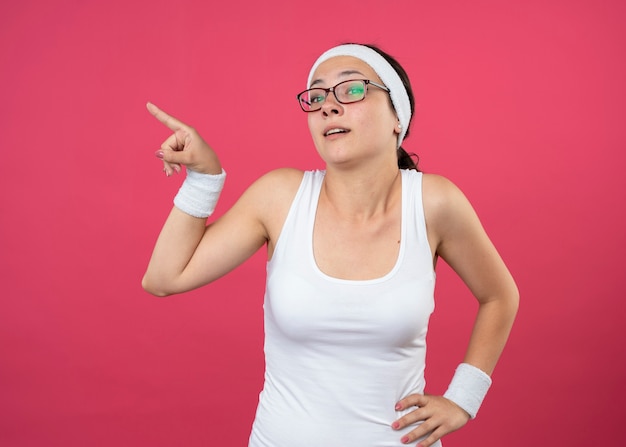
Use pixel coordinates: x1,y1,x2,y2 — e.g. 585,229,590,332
249,169,440,447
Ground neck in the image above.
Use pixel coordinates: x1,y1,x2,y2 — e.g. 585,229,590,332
321,162,402,220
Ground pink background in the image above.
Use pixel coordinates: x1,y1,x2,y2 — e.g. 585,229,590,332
1,0,625,445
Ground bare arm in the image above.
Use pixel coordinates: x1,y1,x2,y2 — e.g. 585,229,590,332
142,193,268,297
426,174,519,374
141,104,296,296
393,174,519,447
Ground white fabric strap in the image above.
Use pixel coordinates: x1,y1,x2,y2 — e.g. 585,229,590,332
173,169,226,218
443,363,492,419
306,44,411,148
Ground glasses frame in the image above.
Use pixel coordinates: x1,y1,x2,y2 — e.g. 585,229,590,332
296,79,390,112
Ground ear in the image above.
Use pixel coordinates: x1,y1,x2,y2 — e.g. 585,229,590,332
394,121,402,135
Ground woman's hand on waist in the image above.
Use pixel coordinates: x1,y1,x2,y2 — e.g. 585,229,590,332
392,393,470,446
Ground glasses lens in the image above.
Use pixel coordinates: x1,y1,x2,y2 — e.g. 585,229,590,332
299,89,326,111
335,80,366,104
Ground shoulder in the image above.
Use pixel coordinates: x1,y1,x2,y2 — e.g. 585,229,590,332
422,173,467,208
237,168,305,231
256,167,305,187
421,173,479,239
245,168,305,202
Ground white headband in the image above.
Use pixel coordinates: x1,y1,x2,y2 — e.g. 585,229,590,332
307,44,412,148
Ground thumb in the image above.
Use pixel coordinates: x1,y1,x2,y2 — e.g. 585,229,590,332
155,147,187,165
155,130,192,162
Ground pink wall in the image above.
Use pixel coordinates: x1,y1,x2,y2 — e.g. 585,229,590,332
1,0,625,445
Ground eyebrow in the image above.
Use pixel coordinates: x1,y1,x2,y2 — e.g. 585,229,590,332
310,69,366,87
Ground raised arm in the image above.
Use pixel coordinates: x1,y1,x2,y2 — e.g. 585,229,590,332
141,103,270,297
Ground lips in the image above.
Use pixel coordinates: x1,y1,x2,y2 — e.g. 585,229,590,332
323,127,350,137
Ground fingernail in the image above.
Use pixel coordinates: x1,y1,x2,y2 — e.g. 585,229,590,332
391,422,400,430
401,435,409,444
155,150,164,159
395,403,402,410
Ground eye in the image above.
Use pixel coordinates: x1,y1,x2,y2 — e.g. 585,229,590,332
346,84,365,97
309,90,326,103
338,81,365,100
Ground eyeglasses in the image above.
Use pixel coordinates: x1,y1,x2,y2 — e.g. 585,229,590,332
296,79,390,112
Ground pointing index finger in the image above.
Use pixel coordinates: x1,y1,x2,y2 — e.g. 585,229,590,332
146,102,187,131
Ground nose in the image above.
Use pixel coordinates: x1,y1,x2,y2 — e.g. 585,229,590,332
320,90,343,116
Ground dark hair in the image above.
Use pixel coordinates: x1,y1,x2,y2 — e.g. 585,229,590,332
358,44,420,171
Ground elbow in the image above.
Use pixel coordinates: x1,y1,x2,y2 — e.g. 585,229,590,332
503,285,520,322
510,284,521,313
141,274,173,297
482,284,520,321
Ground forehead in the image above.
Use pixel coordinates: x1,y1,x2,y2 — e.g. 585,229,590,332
310,56,382,86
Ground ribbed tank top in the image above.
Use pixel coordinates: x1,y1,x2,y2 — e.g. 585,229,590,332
249,169,440,447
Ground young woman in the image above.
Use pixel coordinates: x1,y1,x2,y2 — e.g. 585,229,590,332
143,43,519,447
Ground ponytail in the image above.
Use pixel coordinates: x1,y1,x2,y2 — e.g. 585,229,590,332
397,147,420,171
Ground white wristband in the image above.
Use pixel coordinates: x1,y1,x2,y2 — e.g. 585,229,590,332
443,363,492,419
173,168,226,218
